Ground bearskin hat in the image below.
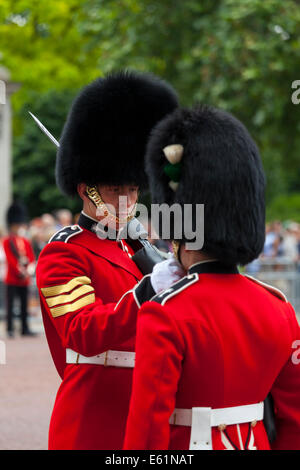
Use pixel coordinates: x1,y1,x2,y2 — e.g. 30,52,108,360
145,105,266,266
6,201,28,227
56,70,178,196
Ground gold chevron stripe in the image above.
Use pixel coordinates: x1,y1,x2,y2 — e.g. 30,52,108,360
45,284,95,308
50,293,96,318
41,276,91,298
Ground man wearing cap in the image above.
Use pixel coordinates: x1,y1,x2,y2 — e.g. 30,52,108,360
123,105,300,450
35,71,178,450
3,201,36,337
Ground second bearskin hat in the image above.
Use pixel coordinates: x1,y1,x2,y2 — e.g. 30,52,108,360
6,201,28,227
145,105,266,266
56,70,178,196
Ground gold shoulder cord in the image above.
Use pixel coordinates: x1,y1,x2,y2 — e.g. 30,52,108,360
86,185,103,207
86,186,108,215
86,185,137,224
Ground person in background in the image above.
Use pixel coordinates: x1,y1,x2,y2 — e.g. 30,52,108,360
54,209,73,229
2,201,36,337
281,222,299,264
263,221,283,258
73,213,81,225
41,213,57,241
296,224,300,272
29,217,47,259
0,227,6,316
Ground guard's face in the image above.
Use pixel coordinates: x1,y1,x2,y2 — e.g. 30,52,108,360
97,184,139,226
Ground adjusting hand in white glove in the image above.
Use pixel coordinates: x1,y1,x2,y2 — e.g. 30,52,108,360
150,254,186,294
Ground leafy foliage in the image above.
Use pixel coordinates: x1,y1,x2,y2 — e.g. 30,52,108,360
13,90,81,216
266,193,300,223
0,0,300,217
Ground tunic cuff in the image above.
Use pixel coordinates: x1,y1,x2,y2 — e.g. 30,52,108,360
133,274,156,308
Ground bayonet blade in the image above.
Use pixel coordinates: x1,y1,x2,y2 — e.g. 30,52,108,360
28,111,60,148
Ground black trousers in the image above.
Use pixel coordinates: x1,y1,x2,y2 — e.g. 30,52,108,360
5,284,29,334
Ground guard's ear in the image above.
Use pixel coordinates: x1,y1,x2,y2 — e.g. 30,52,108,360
77,183,88,201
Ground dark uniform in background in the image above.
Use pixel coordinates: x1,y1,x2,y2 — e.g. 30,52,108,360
35,71,178,449
123,105,300,450
3,201,36,337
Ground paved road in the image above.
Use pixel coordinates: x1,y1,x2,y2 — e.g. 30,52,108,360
0,306,299,451
0,317,61,450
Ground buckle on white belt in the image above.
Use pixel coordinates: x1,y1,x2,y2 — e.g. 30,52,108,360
169,402,264,450
66,348,135,368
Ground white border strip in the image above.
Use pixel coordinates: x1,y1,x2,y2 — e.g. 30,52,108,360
244,274,288,302
48,225,83,244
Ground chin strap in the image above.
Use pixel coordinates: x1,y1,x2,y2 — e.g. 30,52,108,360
86,185,137,225
172,240,182,263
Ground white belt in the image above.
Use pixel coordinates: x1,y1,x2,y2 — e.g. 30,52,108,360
169,402,264,450
66,348,135,368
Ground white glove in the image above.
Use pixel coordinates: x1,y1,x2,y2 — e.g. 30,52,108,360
150,255,186,294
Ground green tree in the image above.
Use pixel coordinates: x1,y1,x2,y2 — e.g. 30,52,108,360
79,0,300,202
1,0,300,217
0,0,102,110
13,89,81,216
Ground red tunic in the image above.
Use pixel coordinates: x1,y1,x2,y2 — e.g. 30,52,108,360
35,222,143,449
2,235,35,286
123,261,300,450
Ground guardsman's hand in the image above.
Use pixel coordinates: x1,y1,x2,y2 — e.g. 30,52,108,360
150,255,185,294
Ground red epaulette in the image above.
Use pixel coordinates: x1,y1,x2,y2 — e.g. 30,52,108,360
244,274,288,302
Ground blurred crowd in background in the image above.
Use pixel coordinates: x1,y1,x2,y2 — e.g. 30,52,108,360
0,210,300,320
0,209,77,319
0,211,300,280
246,220,300,274
0,209,76,274
264,221,300,262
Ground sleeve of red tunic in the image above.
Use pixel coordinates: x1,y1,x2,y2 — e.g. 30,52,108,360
36,241,141,357
123,301,185,449
3,238,23,279
271,302,300,450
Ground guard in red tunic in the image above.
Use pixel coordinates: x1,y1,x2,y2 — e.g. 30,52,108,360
123,105,300,450
35,71,178,449
3,201,36,337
